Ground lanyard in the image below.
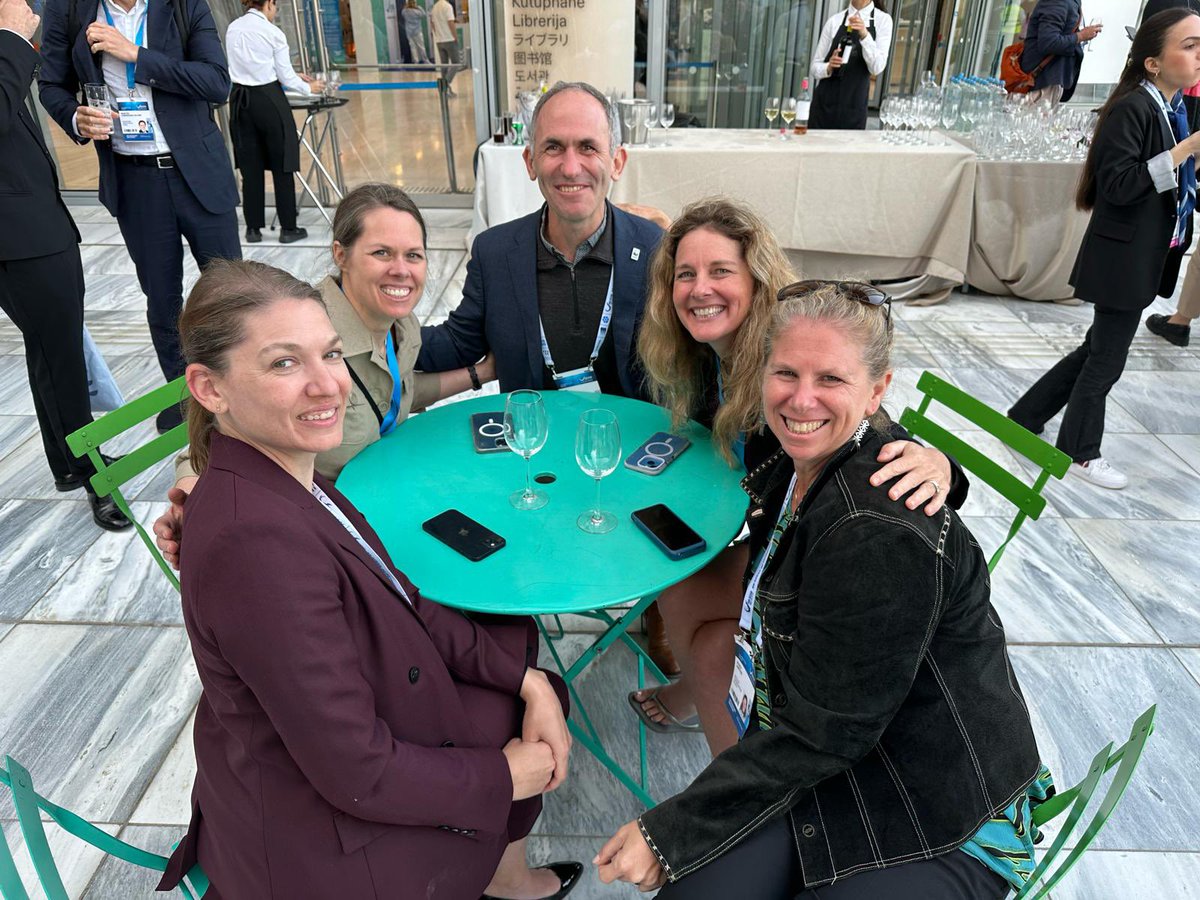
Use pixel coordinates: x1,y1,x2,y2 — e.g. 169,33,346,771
1143,82,1181,147
715,360,746,468
537,271,614,377
99,0,147,95
739,473,797,642
379,328,403,436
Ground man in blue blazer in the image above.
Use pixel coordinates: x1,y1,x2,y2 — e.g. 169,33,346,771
417,82,664,398
1020,0,1101,102
38,0,241,432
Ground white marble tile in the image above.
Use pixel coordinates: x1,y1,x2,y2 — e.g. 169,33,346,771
1047,850,1200,900
84,273,150,312
1174,649,1200,688
0,415,37,463
2,820,115,899
1160,434,1200,477
962,517,1159,644
0,357,34,415
80,244,139,278
895,292,1026,324
0,622,13,642
1033,434,1200,521
27,502,182,625
1113,370,1200,433
241,244,332,283
914,320,1064,370
0,624,199,822
129,709,195,826
0,499,102,618
947,429,1062,519
1070,520,1200,644
79,825,189,899
1011,646,1200,851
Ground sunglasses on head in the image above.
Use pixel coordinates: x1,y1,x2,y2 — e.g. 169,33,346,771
776,279,892,324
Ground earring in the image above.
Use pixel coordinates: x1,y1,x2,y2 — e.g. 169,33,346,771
851,418,870,446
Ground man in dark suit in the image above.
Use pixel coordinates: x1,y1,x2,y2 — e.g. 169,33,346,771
38,0,241,433
417,82,664,399
1020,0,1101,102
0,0,129,530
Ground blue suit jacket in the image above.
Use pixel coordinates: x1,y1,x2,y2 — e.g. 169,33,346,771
1021,0,1084,101
417,203,664,398
37,0,238,217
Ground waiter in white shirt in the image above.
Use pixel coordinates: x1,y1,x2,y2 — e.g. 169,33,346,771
225,0,323,244
809,0,894,130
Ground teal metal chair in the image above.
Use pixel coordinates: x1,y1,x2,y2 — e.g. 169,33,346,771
899,370,1071,572
65,376,191,591
1015,705,1157,899
0,756,208,899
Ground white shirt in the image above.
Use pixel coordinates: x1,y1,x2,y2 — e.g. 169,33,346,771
226,9,311,95
811,3,893,82
77,0,171,154
430,0,456,43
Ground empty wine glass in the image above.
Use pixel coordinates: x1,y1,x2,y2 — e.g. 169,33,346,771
621,102,636,145
764,96,780,137
504,390,548,510
575,408,621,534
659,102,675,145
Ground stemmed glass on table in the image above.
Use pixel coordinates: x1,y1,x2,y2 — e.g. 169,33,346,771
575,409,621,534
504,390,548,510
659,102,675,145
779,97,797,140
764,96,780,138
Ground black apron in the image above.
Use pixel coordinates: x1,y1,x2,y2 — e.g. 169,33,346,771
230,81,301,173
809,8,876,131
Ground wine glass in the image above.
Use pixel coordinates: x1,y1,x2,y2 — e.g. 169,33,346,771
780,97,797,140
575,408,621,534
764,96,780,137
504,390,548,510
1086,16,1102,52
621,102,636,145
659,102,675,145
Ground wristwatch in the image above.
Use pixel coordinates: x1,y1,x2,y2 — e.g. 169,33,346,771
468,364,482,391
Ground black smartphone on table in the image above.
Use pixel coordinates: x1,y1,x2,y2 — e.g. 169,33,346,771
422,510,507,561
631,504,707,560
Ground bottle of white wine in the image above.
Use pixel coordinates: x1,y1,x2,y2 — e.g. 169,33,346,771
794,79,812,134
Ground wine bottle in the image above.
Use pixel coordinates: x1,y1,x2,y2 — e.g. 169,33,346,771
794,79,812,134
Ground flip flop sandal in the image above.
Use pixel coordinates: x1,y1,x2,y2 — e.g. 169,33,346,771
627,685,702,734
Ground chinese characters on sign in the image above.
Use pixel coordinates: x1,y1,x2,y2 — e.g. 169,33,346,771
502,0,633,106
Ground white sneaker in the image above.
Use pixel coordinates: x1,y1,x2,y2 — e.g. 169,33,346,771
1068,457,1128,490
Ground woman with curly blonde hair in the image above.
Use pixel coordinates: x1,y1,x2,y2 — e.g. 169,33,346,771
629,198,963,755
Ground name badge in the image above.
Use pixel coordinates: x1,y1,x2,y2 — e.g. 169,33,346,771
726,634,756,739
553,366,601,393
117,99,156,141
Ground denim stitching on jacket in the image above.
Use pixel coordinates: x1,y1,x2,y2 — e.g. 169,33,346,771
875,744,931,852
927,653,993,808
845,769,882,862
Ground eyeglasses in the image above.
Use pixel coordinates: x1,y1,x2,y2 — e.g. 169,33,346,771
776,279,892,325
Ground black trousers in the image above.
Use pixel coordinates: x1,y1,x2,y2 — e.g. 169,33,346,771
655,816,1010,899
233,85,300,231
1008,304,1142,463
0,246,95,481
114,158,241,382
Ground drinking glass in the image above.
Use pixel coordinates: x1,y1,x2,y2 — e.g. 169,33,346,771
575,408,621,534
511,118,525,145
621,102,636,144
325,69,342,97
659,102,675,145
504,390,548,510
84,83,113,137
764,96,780,136
1086,16,1102,52
780,97,797,140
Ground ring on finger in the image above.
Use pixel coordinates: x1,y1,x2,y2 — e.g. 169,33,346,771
927,479,942,494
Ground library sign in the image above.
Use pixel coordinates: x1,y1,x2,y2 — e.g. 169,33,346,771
503,0,634,106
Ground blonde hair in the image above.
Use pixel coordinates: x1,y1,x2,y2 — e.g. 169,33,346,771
180,260,326,475
765,283,895,431
637,197,796,465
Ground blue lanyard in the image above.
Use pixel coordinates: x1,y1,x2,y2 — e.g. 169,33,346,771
715,358,746,468
379,329,403,436
99,0,147,94
537,271,614,376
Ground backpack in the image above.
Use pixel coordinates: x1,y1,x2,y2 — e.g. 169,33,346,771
1000,40,1053,93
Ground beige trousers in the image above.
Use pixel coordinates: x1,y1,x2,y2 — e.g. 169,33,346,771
1178,248,1200,319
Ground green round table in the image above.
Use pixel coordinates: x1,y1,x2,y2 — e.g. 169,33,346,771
337,391,747,615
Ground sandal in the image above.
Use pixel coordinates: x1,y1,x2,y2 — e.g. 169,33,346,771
627,686,702,734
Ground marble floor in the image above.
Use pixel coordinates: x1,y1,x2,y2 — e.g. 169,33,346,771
2,201,1200,899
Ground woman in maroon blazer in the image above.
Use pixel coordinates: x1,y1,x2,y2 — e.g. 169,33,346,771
157,259,580,900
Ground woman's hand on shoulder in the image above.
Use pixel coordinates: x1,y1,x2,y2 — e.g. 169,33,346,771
152,476,198,570
869,440,951,516
519,668,571,791
595,820,667,891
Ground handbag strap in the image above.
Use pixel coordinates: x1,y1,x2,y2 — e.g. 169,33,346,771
345,359,385,427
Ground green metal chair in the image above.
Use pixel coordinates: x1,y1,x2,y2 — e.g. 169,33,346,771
0,756,208,899
899,370,1071,572
65,376,191,592
1015,705,1157,899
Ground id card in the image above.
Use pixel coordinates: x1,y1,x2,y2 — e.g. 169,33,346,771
117,99,156,141
726,634,756,739
553,365,601,393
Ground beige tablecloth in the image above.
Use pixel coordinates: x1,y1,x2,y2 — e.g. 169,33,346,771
472,130,977,299
967,159,1090,302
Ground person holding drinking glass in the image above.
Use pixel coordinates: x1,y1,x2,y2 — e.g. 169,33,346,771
225,0,323,244
808,0,894,130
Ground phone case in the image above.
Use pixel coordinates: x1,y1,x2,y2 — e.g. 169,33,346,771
422,510,506,562
631,505,706,561
470,412,509,454
624,432,691,475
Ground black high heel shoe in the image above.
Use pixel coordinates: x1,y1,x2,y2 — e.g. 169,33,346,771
480,861,583,900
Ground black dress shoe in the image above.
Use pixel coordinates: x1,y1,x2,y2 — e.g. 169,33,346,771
55,453,123,492
88,492,133,531
279,227,308,244
1146,313,1190,347
481,861,583,900
156,403,186,435
245,227,263,243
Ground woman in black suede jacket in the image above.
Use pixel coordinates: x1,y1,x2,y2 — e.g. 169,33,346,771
597,282,1046,899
